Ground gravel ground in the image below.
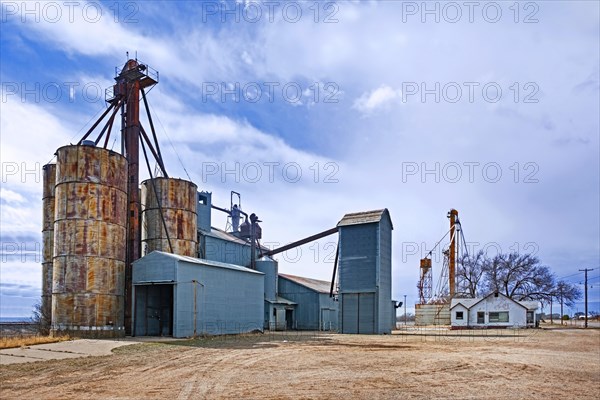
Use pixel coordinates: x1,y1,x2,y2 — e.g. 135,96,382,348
0,329,598,400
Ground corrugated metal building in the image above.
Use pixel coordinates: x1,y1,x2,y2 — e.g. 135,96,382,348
255,257,295,330
132,251,263,337
201,228,252,265
337,209,393,334
265,296,297,330
278,274,339,331
196,191,261,266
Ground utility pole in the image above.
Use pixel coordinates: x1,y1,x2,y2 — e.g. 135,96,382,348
579,268,594,328
560,286,564,326
404,295,407,326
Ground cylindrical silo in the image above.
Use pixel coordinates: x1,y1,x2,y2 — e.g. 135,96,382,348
141,178,198,257
52,145,128,337
256,256,278,301
42,163,56,329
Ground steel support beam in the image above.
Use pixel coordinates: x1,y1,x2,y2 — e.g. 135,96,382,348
264,227,338,257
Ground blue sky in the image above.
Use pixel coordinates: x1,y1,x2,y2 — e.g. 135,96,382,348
1,0,599,317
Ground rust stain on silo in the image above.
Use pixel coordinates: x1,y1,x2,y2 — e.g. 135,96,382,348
51,145,127,338
42,163,56,325
141,178,198,257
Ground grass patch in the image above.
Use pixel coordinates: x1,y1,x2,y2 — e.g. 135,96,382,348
0,334,72,349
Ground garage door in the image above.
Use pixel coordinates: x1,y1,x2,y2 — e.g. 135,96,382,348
341,293,375,334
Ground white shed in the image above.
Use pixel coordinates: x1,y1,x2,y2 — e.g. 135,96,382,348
450,292,539,329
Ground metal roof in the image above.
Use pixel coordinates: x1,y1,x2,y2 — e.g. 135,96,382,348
203,227,249,245
337,209,393,228
518,301,540,310
265,296,297,305
450,293,539,311
450,298,480,309
203,226,271,251
134,250,263,275
279,273,333,294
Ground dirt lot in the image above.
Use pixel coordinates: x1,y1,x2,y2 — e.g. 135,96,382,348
1,328,598,400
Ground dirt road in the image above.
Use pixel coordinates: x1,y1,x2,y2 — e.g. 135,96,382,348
1,329,598,399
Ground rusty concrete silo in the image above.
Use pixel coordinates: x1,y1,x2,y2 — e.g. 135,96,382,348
141,178,198,257
42,163,56,326
52,144,128,337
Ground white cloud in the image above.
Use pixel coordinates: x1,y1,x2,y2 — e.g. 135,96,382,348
241,50,253,65
353,85,401,114
0,188,26,204
1,0,598,313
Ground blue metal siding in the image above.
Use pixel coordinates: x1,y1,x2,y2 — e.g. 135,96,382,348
377,216,393,333
196,192,212,232
318,293,339,330
278,278,320,330
175,262,263,337
341,293,359,333
133,252,263,338
132,251,176,282
338,211,393,334
256,258,278,301
339,224,378,292
204,236,251,266
359,293,376,333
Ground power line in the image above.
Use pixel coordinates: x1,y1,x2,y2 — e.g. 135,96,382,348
557,271,584,280
146,97,192,181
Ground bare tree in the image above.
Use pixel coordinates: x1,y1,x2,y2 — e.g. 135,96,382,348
552,280,582,321
483,252,555,302
456,250,487,297
31,298,51,335
456,251,582,319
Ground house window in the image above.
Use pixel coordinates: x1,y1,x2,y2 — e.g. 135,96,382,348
477,312,484,324
198,194,207,205
489,311,509,323
455,311,464,320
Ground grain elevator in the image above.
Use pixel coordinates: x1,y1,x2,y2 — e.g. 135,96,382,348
41,58,395,338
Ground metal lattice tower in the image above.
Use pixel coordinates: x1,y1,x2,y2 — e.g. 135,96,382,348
417,258,433,304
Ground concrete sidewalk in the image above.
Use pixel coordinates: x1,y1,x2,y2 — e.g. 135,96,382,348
0,339,139,365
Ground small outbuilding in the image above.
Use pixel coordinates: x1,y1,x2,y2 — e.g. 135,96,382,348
278,274,339,331
132,251,264,337
450,292,539,329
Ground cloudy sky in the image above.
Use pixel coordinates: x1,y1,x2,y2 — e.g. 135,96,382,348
1,0,598,318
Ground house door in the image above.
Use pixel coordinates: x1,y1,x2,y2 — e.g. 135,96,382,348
527,311,534,324
321,308,335,331
477,312,485,324
285,309,294,330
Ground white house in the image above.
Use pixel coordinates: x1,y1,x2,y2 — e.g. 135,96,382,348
450,292,539,329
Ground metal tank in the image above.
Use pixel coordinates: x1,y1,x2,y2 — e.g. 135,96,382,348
52,145,128,337
141,178,198,257
42,163,56,326
256,256,278,302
